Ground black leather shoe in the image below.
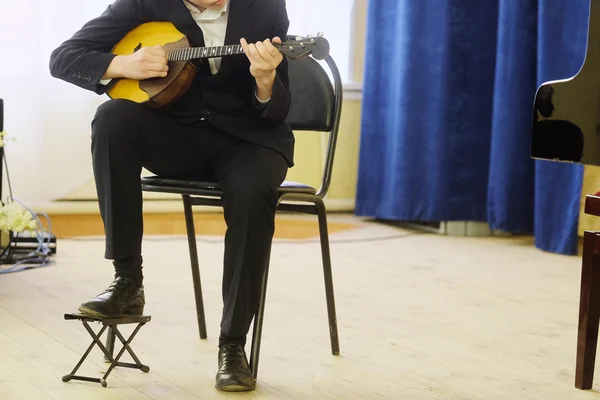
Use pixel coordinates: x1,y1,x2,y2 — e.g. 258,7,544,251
215,344,255,392
78,277,145,318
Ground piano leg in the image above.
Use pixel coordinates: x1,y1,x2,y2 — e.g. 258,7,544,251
576,230,600,389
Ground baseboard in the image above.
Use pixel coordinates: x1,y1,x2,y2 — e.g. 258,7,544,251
42,211,360,239
42,197,357,215
401,221,512,237
324,197,355,212
42,199,221,215
39,197,358,238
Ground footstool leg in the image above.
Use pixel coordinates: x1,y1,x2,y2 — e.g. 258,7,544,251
62,324,109,385
102,323,148,381
111,324,150,372
105,327,116,363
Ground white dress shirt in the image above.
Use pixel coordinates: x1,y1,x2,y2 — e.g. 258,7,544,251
182,0,228,75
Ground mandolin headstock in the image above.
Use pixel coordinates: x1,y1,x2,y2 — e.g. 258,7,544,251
274,33,330,60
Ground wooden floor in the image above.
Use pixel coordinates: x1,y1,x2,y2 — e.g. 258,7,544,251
1,216,600,399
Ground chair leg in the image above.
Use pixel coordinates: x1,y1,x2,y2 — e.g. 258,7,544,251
249,257,271,380
182,195,207,340
314,198,340,356
576,231,600,389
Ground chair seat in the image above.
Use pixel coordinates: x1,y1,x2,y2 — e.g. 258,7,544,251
141,176,317,196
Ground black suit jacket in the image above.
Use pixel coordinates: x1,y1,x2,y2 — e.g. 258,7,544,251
49,0,295,166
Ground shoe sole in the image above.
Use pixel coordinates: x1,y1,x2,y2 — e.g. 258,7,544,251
215,384,256,392
78,306,116,318
78,305,144,319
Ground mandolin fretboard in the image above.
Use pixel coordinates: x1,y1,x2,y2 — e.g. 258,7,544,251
168,45,245,61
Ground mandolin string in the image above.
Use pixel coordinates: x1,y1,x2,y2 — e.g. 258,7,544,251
168,44,245,61
167,42,294,61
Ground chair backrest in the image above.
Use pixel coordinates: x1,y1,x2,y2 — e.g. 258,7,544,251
286,43,343,198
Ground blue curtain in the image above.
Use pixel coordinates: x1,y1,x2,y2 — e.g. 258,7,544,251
356,0,590,255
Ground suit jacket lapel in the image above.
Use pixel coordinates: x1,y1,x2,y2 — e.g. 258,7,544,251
162,0,206,47
223,0,254,45
218,0,255,76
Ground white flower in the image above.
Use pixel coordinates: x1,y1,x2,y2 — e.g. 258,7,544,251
0,201,38,234
0,131,15,148
0,131,8,148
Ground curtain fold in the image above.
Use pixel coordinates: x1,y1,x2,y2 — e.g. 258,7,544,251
356,0,499,222
356,0,590,255
486,0,538,234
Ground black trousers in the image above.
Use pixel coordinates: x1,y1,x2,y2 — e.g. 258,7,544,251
90,99,288,339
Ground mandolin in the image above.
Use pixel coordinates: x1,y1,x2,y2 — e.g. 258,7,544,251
106,22,330,110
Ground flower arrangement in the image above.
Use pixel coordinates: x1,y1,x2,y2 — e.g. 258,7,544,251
0,201,37,235
0,130,15,148
0,131,36,235
0,130,7,148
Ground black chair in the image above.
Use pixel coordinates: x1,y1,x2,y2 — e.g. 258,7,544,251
141,46,343,379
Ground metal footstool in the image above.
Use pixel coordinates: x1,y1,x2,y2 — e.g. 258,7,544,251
62,313,151,387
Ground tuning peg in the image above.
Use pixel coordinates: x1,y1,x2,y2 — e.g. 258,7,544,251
317,31,324,37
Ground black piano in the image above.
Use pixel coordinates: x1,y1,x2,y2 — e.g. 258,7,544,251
536,0,600,391
533,1,600,165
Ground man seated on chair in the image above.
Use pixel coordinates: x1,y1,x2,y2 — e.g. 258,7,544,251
49,0,292,392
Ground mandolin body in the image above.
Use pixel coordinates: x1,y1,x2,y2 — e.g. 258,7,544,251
106,22,329,110
107,22,198,110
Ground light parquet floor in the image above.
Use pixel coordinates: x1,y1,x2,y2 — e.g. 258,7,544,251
0,216,598,399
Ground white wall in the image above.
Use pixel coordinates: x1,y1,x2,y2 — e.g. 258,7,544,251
0,2,109,208
286,0,355,83
0,0,356,208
